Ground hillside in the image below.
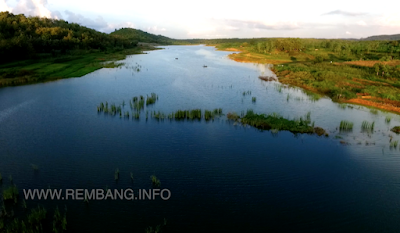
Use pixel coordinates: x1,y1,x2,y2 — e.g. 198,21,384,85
0,11,134,62
111,28,178,45
361,34,400,41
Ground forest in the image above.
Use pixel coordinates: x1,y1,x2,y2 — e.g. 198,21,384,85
0,11,136,62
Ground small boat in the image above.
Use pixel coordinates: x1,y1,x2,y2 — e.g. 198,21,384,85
203,65,207,68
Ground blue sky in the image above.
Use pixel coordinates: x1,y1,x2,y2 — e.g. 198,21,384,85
1,0,400,39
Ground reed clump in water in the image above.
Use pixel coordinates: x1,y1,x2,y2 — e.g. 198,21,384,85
390,126,400,134
385,116,392,124
242,90,251,96
361,121,375,132
339,120,354,131
240,110,316,134
390,140,399,149
114,168,119,181
338,103,347,109
150,175,161,187
204,110,214,121
53,206,67,233
3,185,19,203
173,109,202,120
133,111,140,119
370,109,378,115
146,93,158,106
314,127,327,136
252,97,256,102
226,112,240,121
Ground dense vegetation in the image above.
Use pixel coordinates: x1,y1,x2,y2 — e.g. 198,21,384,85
110,28,183,45
204,37,400,111
0,12,134,62
0,12,158,87
362,34,400,41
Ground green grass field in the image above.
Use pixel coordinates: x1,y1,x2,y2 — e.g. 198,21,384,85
0,46,157,87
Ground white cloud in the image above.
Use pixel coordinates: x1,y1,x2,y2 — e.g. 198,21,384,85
376,14,400,27
322,10,367,17
12,0,52,18
0,0,12,12
146,26,166,33
346,31,351,35
64,10,108,30
356,20,367,26
187,26,216,37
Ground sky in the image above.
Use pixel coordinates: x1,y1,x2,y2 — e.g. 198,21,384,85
1,0,400,39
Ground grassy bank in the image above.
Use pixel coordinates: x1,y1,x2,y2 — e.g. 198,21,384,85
0,45,159,88
214,43,400,114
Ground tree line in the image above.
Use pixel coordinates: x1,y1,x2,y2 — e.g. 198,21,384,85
0,11,135,62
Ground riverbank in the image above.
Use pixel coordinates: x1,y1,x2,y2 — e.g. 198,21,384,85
216,45,400,114
0,45,160,88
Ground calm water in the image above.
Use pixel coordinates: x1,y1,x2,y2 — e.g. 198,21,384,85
1,45,400,232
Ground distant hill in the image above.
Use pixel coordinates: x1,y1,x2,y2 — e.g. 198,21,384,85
361,34,400,41
111,28,178,45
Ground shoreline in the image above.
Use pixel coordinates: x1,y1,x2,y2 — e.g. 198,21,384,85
0,45,160,88
217,46,400,115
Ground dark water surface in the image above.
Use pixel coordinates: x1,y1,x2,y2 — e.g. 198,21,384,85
1,45,400,232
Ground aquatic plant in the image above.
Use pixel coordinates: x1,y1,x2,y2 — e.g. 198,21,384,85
252,97,256,102
22,199,27,209
240,110,317,134
153,111,166,120
31,164,39,171
391,126,400,134
287,94,290,102
146,93,158,106
226,112,240,121
314,127,326,136
27,205,47,229
53,206,67,233
3,185,18,203
145,218,167,233
173,109,202,120
242,90,252,96
370,109,378,115
124,111,129,118
213,108,223,115
204,110,214,121
133,111,140,119
133,98,145,110
361,120,375,132
114,168,119,181
338,103,347,109
385,116,392,123
150,175,161,187
339,120,354,131
390,140,399,149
